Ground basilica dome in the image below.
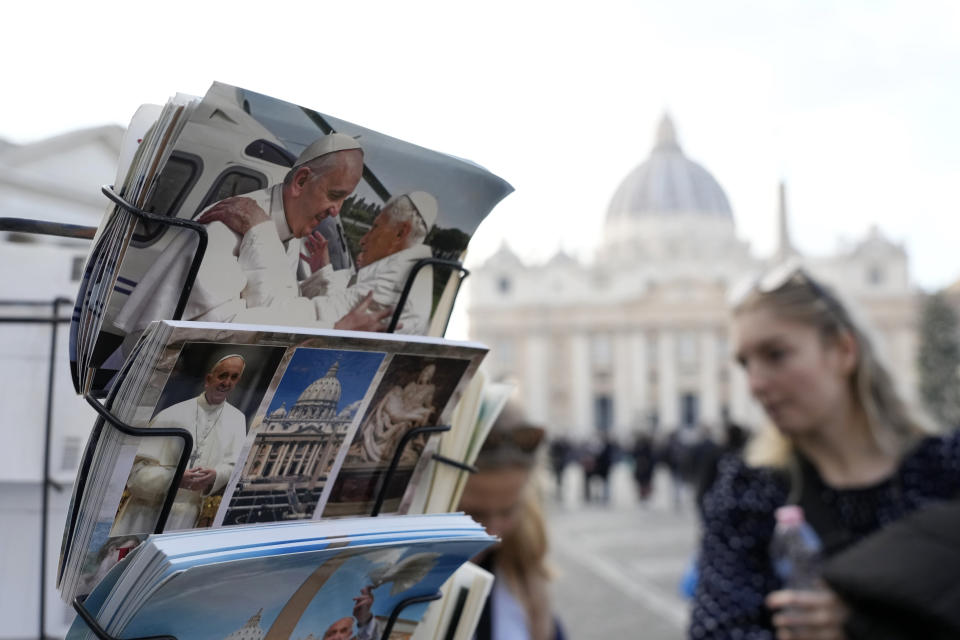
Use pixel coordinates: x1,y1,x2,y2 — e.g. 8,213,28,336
296,362,341,404
286,361,343,422
606,115,732,221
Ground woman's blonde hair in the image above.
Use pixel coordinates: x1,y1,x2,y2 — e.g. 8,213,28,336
474,402,555,640
497,484,554,640
734,269,928,468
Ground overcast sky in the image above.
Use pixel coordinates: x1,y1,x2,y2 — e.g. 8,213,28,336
3,1,958,337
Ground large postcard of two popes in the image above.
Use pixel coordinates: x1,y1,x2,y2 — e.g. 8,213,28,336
65,322,485,602
72,82,512,395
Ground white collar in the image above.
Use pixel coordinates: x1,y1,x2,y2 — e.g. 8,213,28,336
357,242,432,274
197,393,225,412
269,183,294,243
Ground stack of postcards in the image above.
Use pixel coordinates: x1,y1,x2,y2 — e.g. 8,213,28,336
58,320,487,604
69,81,513,396
57,82,516,640
66,514,494,640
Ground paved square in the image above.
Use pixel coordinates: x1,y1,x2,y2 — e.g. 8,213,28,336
546,478,699,639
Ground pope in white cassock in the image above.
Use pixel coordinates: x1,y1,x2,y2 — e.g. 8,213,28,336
301,191,438,335
114,134,393,335
321,585,382,640
112,354,248,534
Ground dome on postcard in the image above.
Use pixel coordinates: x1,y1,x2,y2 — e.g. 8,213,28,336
296,362,342,405
606,114,732,222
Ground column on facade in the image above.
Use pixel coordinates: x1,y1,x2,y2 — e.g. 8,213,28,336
308,440,322,476
317,438,338,476
292,442,307,476
295,442,309,476
276,442,292,477
281,443,297,477
304,442,322,477
309,441,329,484
285,442,298,476
612,331,635,439
270,442,284,476
252,441,273,477
242,442,257,477
630,331,649,431
292,440,306,476
275,442,288,477
288,443,300,476
569,332,592,438
699,328,720,427
522,334,549,427
657,330,678,427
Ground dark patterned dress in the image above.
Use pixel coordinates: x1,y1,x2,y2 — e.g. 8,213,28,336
689,430,960,639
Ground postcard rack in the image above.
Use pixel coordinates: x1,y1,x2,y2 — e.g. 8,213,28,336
387,257,470,334
62,395,195,548
66,411,463,640
72,590,442,640
2,193,475,640
99,186,209,322
67,398,472,538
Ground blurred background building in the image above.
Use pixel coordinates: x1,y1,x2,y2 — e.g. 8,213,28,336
469,115,921,441
0,125,120,638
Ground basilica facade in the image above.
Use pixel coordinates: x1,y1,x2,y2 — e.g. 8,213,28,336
225,362,356,523
468,116,919,440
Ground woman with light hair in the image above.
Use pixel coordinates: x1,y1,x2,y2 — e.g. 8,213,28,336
689,265,960,639
458,402,564,640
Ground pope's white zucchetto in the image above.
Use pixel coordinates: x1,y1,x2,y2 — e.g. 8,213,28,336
406,190,438,230
294,132,363,167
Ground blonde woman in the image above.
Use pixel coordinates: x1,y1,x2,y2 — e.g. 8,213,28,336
458,403,564,640
690,266,960,639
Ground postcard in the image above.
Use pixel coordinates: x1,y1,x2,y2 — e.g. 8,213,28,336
68,520,494,640
80,82,512,394
62,322,487,604
320,353,476,518
125,542,483,640
217,346,387,526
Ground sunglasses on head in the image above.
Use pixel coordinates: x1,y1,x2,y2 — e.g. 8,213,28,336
482,425,546,454
755,260,820,294
738,260,849,322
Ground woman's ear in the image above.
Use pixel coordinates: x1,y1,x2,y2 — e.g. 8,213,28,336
834,329,859,375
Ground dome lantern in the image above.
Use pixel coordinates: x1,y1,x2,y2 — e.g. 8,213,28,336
289,362,342,419
605,114,732,222
654,113,680,151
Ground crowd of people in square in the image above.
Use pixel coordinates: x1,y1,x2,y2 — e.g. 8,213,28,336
544,421,747,510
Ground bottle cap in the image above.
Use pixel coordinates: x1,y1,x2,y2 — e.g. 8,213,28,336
775,505,805,525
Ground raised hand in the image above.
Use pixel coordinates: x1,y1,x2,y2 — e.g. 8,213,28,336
334,292,399,332
300,230,330,272
352,585,374,626
196,197,269,236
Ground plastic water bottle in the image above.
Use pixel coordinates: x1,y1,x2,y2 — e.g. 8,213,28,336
769,505,823,590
